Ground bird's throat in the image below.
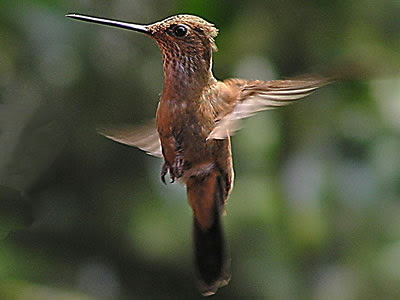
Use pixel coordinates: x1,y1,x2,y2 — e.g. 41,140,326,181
162,54,215,101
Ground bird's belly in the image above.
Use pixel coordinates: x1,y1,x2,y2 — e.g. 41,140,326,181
180,117,214,157
157,99,216,175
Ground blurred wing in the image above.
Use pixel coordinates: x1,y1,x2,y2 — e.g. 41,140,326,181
208,78,330,139
97,120,162,158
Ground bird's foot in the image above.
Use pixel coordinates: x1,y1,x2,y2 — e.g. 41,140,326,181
161,162,169,185
160,153,185,184
171,154,184,180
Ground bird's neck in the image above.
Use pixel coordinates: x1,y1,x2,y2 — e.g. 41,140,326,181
161,51,216,101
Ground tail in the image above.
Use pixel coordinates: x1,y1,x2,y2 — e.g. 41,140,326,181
187,171,230,296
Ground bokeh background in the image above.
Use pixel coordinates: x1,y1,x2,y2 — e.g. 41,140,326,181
1,0,400,299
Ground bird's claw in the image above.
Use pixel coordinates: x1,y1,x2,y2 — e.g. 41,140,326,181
160,153,185,184
172,155,184,178
161,162,169,185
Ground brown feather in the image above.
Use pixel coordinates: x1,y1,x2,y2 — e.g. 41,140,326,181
208,77,331,139
97,120,162,157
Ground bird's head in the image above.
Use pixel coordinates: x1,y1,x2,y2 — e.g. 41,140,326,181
66,14,219,79
148,15,218,54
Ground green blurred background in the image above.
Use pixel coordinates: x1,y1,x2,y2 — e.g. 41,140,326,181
1,0,400,299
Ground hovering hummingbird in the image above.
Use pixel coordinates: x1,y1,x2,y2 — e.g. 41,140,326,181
66,13,329,296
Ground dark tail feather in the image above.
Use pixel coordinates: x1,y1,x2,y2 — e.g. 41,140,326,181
193,176,230,296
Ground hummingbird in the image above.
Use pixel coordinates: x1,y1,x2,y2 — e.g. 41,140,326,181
66,13,329,296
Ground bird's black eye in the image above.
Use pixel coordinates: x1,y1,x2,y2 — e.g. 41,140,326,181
173,25,188,38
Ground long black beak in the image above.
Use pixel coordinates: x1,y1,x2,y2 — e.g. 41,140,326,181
66,14,151,35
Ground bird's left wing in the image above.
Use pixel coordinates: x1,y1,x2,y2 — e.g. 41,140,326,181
208,77,330,139
97,120,162,158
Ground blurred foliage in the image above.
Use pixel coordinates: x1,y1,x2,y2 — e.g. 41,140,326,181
1,0,400,299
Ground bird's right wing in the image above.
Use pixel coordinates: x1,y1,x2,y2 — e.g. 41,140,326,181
97,120,162,158
208,77,331,140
